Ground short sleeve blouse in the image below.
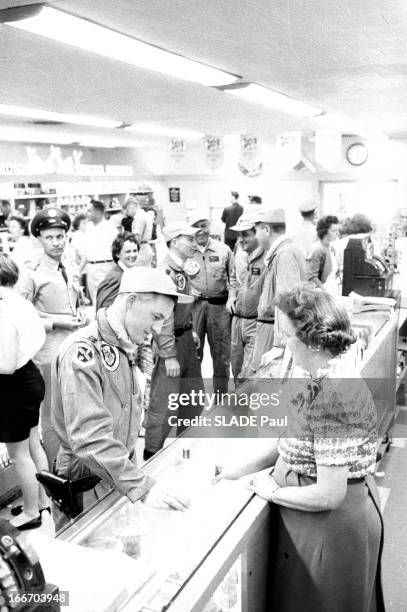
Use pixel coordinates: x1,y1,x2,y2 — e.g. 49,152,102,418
278,371,378,479
0,289,46,369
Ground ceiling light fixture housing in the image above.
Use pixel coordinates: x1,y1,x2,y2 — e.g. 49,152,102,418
0,103,121,129
218,82,324,118
125,124,203,139
3,5,239,87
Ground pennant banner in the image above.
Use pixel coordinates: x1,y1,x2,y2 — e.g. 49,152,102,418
315,130,341,169
275,132,302,170
238,134,263,176
169,139,185,163
204,135,224,169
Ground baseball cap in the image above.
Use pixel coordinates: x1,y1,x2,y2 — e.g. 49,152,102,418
298,201,317,214
31,207,71,237
162,222,198,243
119,266,193,303
252,207,286,224
229,216,256,232
188,209,210,226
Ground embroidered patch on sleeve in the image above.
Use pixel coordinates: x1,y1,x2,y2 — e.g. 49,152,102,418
100,341,120,372
72,343,95,367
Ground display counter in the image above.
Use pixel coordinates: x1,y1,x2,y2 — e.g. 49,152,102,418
32,309,399,612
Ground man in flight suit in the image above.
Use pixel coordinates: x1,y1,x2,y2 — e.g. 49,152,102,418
52,267,192,527
187,211,236,397
19,208,87,467
144,222,205,459
227,216,265,384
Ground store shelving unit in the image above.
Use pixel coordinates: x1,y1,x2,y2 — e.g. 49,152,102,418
0,181,138,217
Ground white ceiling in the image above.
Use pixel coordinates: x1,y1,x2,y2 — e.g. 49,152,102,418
1,0,407,145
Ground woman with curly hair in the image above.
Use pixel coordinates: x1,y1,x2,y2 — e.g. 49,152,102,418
216,283,384,611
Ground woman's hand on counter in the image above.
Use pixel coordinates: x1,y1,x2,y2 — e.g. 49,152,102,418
142,483,191,512
246,474,279,501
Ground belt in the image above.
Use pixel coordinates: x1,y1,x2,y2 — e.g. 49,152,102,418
257,318,274,325
88,259,113,264
174,323,193,337
234,314,257,319
200,294,228,305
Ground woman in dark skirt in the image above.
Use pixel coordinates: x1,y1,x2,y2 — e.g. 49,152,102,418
0,254,49,530
216,283,385,612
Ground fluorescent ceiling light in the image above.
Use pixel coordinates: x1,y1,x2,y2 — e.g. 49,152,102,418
224,84,324,117
0,126,74,144
6,6,238,87
78,138,151,148
0,103,120,128
126,124,203,139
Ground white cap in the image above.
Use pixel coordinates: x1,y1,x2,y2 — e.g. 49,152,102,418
119,267,193,303
252,207,286,224
162,222,198,242
188,209,210,226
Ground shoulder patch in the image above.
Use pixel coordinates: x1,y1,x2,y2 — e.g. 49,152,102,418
175,272,186,291
73,342,95,367
184,260,200,276
100,341,120,372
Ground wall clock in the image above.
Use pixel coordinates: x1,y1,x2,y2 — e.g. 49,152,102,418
346,143,368,166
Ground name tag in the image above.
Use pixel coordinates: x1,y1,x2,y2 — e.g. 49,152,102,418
209,256,220,262
251,267,261,276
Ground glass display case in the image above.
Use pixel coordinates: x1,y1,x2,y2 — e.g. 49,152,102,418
46,438,270,611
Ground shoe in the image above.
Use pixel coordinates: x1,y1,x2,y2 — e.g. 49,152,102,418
11,505,51,517
16,515,42,531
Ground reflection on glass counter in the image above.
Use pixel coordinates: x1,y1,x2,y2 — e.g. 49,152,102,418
52,439,255,611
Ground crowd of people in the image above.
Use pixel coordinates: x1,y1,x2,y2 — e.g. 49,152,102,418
0,192,383,611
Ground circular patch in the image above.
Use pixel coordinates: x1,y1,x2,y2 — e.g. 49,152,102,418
48,208,57,217
100,341,120,372
175,272,186,291
73,342,95,367
184,260,200,277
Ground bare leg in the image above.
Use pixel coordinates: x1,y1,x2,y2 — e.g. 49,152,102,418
29,426,50,509
6,438,39,526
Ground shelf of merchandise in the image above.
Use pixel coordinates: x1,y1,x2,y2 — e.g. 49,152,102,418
1,181,139,218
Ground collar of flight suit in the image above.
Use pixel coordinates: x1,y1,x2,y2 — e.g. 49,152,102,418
264,235,291,266
96,308,137,364
193,237,215,254
167,251,185,271
248,245,265,264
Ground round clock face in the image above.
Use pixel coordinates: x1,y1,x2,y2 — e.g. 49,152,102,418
346,143,368,166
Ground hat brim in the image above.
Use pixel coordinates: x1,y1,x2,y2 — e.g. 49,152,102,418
229,223,255,232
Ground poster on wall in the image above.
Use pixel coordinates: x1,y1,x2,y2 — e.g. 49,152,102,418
169,187,181,203
204,135,224,169
315,130,341,169
275,131,302,170
169,139,185,163
238,134,263,176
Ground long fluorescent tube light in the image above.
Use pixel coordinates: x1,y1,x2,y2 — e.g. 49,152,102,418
0,104,120,128
126,124,203,139
6,6,238,87
0,127,74,144
78,138,152,148
224,84,324,118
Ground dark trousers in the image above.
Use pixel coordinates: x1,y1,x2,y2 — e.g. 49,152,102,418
145,329,204,454
193,300,231,396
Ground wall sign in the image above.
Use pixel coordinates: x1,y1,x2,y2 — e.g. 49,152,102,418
169,187,181,203
0,146,134,176
204,135,224,169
